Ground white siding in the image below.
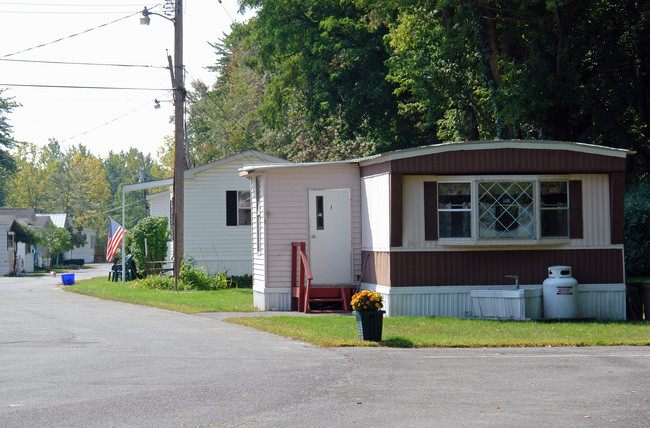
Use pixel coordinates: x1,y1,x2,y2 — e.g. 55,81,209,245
361,173,390,251
68,229,96,264
362,283,625,319
182,153,280,276
571,174,611,247
0,227,10,276
251,175,265,291
148,191,171,220
263,164,362,293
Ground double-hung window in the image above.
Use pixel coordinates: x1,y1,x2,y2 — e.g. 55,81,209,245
431,178,572,241
438,182,471,238
226,190,251,226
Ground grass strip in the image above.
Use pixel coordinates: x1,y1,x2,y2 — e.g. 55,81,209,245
66,277,256,313
225,315,650,348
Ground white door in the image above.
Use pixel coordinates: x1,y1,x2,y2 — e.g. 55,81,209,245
308,189,352,285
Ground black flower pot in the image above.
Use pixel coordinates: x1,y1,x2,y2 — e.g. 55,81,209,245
353,310,385,341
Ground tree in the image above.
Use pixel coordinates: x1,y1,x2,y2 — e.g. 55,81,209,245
42,225,72,266
102,148,168,240
125,216,171,277
235,0,410,157
0,90,18,205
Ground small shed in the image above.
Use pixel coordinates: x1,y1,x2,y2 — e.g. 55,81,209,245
241,140,632,319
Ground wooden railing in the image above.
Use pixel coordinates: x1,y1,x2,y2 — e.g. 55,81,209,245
291,242,313,312
291,242,351,313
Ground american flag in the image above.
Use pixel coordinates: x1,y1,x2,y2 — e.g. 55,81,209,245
106,218,125,262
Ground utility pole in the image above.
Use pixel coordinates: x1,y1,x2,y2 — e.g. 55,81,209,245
172,0,185,292
140,1,184,292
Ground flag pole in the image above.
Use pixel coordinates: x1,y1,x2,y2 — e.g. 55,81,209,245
122,188,125,284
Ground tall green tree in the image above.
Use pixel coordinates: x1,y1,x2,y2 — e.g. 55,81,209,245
0,90,18,205
103,148,168,234
237,0,410,158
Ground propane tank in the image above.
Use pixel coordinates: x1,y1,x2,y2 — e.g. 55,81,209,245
543,266,579,319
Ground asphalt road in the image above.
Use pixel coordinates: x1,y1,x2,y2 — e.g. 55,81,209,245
1,265,648,427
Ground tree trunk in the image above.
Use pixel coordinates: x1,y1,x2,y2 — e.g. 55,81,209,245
478,0,502,88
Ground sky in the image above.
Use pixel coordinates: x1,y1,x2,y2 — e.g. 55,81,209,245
0,0,254,160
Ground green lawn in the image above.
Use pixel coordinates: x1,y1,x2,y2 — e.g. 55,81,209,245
66,277,257,313
67,277,649,347
224,315,650,347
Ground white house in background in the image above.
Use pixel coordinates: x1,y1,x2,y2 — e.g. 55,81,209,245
36,213,95,264
0,208,42,273
33,215,53,268
1,215,17,276
68,228,97,263
140,150,291,276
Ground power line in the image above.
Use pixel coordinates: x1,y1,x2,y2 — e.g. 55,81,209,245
61,95,171,144
0,58,167,69
0,83,171,90
0,2,149,6
0,10,137,14
0,11,139,58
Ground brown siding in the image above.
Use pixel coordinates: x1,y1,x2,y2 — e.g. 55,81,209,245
423,181,438,240
390,149,626,175
390,174,403,247
383,249,623,287
609,172,625,244
360,162,390,177
361,251,391,286
569,180,583,239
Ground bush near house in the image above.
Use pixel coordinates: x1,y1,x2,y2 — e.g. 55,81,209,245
125,216,171,277
624,182,650,277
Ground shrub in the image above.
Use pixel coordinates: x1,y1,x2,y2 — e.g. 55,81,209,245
132,257,233,291
624,182,650,276
125,216,171,277
180,257,231,290
228,274,253,288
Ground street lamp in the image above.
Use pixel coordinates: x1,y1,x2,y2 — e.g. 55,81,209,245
141,2,185,292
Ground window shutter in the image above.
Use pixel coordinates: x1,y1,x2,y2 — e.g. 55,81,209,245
569,180,583,239
424,181,438,240
226,191,237,226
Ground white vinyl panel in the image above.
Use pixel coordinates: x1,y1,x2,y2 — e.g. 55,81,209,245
402,175,426,249
361,174,390,251
572,174,611,247
0,228,9,276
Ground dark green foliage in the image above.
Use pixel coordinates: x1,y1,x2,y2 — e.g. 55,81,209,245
228,274,253,288
42,225,72,266
624,182,650,276
12,221,41,246
0,90,18,205
134,257,233,291
191,0,646,178
125,216,171,277
68,226,87,249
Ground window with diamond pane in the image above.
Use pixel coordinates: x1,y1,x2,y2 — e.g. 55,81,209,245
478,181,534,238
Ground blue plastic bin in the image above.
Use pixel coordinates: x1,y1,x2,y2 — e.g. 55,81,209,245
61,273,75,285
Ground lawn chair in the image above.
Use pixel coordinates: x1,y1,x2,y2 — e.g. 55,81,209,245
109,254,135,282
